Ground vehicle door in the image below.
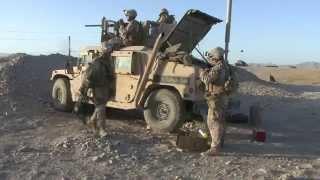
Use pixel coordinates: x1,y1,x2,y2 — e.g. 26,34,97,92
112,51,141,103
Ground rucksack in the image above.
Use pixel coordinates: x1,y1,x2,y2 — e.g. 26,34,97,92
87,57,113,87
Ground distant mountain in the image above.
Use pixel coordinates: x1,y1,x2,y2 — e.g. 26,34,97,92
0,53,10,57
296,61,320,69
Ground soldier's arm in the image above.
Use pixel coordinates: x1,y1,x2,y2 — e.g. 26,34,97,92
200,68,210,84
157,15,167,23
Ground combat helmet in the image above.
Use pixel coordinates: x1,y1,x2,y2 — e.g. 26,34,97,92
208,47,225,61
160,8,169,15
124,9,137,19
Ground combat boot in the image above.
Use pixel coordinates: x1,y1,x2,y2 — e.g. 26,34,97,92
202,146,220,156
98,128,108,138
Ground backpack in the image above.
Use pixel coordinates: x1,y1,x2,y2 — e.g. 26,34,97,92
87,57,113,87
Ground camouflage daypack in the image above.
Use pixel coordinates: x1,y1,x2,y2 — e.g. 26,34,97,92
86,56,113,87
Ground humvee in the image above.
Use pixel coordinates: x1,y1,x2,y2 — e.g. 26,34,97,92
51,9,222,132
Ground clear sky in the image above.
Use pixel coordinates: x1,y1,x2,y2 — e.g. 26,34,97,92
0,0,319,64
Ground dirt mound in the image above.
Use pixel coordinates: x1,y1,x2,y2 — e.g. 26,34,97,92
235,67,295,97
0,54,76,114
233,67,297,114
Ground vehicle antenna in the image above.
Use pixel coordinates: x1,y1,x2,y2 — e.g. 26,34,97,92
195,46,209,64
225,0,233,63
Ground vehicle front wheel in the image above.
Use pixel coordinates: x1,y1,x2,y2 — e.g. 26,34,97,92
52,78,73,112
144,89,185,133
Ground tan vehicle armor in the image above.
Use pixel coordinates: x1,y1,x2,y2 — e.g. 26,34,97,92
51,9,222,132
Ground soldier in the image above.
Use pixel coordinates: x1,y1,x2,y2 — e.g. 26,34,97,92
200,47,237,156
75,48,114,138
119,9,143,46
157,8,176,24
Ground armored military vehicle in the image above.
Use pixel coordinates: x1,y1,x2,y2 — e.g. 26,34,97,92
51,9,222,132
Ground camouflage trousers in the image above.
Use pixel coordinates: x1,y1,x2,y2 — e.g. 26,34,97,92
206,95,228,149
86,86,110,136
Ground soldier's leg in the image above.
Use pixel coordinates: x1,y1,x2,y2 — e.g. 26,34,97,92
95,104,107,137
220,96,228,148
88,109,98,134
206,97,224,155
92,86,109,137
74,77,90,124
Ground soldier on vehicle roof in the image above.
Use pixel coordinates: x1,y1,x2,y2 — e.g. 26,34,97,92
157,8,176,24
119,9,144,46
200,47,238,156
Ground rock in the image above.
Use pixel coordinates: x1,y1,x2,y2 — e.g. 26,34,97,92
80,142,89,151
61,176,70,180
225,161,232,165
103,145,112,153
62,143,69,148
131,155,138,161
100,153,107,159
256,168,268,175
92,153,106,162
142,165,149,170
112,140,121,146
55,138,72,148
92,156,100,162
108,160,113,164
192,162,198,167
18,145,36,153
164,165,174,172
175,176,182,180
279,173,294,180
81,176,91,180
300,163,313,169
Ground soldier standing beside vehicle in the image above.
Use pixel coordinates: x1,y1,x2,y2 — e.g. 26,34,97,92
200,47,238,156
157,8,176,24
119,9,143,46
75,48,114,138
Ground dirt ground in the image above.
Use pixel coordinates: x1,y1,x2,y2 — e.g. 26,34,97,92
0,54,320,180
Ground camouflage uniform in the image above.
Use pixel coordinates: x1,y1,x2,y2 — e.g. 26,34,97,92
78,54,113,137
200,47,231,155
157,8,176,24
119,9,143,46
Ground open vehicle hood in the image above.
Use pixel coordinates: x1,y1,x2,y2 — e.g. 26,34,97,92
161,9,222,53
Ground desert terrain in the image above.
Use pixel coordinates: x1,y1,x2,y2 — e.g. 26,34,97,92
0,54,320,180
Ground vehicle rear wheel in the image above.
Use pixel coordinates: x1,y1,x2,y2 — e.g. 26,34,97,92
52,78,73,112
144,89,185,133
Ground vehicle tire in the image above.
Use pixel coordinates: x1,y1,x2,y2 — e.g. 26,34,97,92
52,78,73,112
144,89,185,133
